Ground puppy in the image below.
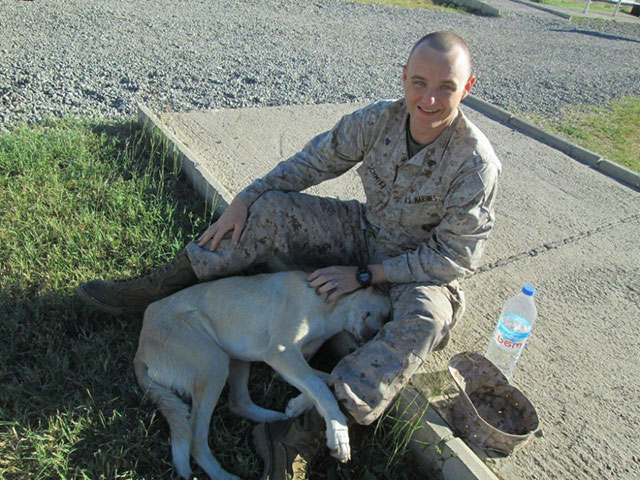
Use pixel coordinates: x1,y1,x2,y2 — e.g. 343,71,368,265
134,270,391,480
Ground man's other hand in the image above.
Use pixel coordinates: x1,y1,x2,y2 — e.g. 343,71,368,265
197,196,248,251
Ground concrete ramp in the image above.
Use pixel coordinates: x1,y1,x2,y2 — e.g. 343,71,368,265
139,101,640,480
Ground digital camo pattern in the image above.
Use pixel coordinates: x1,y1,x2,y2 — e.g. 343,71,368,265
332,280,465,425
237,98,501,286
187,99,500,424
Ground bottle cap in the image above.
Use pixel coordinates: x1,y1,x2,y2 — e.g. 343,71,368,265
522,285,536,296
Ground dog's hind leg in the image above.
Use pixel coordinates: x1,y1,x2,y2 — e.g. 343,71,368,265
228,359,289,422
133,358,193,479
189,349,240,480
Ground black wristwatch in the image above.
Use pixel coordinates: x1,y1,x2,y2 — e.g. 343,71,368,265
356,266,373,288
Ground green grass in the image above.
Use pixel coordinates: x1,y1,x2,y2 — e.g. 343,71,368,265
533,0,633,13
526,96,640,174
0,118,423,479
347,0,471,15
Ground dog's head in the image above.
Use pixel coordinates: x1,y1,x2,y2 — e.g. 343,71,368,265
344,287,391,344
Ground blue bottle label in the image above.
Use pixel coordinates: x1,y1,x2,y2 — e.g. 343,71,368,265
494,314,531,351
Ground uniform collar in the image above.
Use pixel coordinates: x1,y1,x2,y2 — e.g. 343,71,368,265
404,108,461,167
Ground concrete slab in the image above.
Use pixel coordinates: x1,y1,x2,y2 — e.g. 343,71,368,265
437,216,640,480
138,100,640,480
155,103,369,207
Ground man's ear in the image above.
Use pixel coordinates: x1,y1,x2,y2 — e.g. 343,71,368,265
461,75,476,100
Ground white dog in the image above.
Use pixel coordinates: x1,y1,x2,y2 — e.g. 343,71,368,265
134,270,391,480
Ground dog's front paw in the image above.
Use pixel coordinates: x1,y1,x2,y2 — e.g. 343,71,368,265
326,422,350,463
285,394,314,418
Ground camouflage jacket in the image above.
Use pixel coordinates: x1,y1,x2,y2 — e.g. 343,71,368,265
237,99,502,285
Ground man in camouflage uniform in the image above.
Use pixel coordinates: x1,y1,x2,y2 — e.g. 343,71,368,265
78,31,500,478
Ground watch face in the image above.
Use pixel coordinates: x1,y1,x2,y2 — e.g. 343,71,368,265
358,270,372,286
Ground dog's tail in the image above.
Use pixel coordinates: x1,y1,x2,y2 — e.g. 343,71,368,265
134,358,192,479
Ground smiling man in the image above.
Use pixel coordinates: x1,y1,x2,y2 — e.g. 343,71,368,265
403,33,475,145
78,31,500,479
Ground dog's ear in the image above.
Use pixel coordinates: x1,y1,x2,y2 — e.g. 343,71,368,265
344,290,390,343
345,309,369,344
364,310,384,333
360,307,384,342
346,307,383,344
345,310,359,340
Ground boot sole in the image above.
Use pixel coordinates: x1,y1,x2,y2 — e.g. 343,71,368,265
76,284,146,316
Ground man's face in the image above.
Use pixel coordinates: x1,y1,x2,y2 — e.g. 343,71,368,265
402,44,476,144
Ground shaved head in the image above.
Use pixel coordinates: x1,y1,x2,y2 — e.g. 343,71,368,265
407,31,472,78
402,30,476,144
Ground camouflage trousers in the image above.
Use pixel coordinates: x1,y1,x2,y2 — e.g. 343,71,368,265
185,191,465,425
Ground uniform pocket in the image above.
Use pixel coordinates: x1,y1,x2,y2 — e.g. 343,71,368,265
399,200,442,233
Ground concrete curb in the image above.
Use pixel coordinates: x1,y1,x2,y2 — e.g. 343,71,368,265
396,387,500,480
597,159,640,188
445,0,501,16
462,94,640,191
137,104,233,215
508,0,574,19
463,95,513,123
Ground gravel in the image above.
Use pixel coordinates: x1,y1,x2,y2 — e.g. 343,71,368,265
1,0,639,129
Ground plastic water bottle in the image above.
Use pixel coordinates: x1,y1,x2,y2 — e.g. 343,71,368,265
485,285,537,380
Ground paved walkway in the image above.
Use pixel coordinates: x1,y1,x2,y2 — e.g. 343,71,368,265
491,0,640,23
140,100,640,480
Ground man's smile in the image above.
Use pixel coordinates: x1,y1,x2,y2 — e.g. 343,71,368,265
417,105,440,115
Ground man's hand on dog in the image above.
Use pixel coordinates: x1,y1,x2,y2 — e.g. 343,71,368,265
197,196,248,251
307,266,360,303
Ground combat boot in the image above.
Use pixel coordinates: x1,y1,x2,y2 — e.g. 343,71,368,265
252,410,325,480
76,249,198,315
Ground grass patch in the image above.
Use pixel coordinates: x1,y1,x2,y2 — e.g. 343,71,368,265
525,96,640,173
347,0,471,15
532,0,633,13
0,118,424,479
